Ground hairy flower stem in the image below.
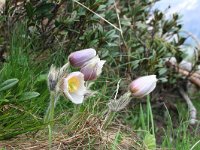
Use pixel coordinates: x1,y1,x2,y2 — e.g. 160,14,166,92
44,92,56,123
44,91,59,149
49,92,56,126
48,124,52,149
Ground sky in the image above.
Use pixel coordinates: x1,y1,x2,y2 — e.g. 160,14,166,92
154,0,200,39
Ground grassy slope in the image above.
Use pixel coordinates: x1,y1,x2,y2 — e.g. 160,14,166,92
0,22,200,150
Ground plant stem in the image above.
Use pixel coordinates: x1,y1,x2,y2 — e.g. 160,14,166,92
44,91,57,149
44,92,56,123
147,95,155,136
48,124,52,149
49,92,56,126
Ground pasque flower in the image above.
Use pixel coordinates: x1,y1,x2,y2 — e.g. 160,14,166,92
129,75,157,98
80,56,106,81
68,48,96,67
68,48,106,81
60,72,87,104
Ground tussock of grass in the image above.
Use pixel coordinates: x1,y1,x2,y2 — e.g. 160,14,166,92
0,115,143,150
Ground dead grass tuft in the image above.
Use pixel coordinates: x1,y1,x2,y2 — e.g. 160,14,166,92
0,115,144,150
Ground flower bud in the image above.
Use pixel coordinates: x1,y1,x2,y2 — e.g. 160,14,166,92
80,56,106,81
48,65,59,91
68,48,96,67
129,75,157,98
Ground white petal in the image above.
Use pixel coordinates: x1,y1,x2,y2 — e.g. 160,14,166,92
69,93,84,104
130,75,157,97
134,81,156,97
82,55,100,66
96,60,106,76
74,77,86,94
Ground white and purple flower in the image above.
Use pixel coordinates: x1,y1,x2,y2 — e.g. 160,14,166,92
68,48,96,68
61,72,87,104
129,75,158,98
68,48,106,81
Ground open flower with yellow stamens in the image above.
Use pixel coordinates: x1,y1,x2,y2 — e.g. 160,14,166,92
61,72,87,104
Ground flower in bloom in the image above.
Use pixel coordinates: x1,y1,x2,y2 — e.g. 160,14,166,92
68,48,96,67
129,75,157,98
80,56,106,81
61,72,86,104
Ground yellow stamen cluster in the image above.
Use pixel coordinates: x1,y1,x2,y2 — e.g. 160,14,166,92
68,77,80,93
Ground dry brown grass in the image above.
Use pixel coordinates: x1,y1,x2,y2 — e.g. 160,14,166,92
0,115,144,150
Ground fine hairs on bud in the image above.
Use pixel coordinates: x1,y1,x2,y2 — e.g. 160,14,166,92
47,65,59,91
107,80,132,112
58,62,69,79
48,63,70,92
108,92,131,112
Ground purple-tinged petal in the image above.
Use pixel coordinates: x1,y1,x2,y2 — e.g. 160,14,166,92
129,75,157,98
68,48,96,67
80,56,106,81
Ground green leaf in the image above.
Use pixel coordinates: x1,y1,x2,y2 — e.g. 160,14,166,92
25,2,35,19
158,68,167,75
35,74,47,83
159,77,168,83
19,92,40,101
34,2,55,19
121,18,131,26
0,98,9,105
0,79,19,92
111,131,122,150
144,133,156,150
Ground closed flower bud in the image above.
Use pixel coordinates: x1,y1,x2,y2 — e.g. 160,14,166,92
68,48,96,67
60,72,87,104
80,56,106,81
129,75,157,98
